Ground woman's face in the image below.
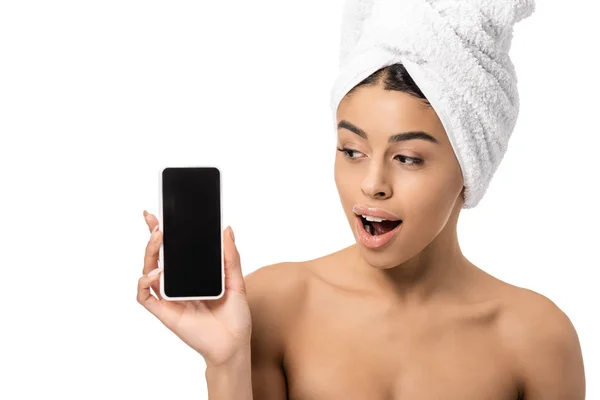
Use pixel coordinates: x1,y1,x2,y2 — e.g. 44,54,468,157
334,83,465,269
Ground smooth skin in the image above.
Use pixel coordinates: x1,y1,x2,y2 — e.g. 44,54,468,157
138,82,586,399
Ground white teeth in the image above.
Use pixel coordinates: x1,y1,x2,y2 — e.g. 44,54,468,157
363,215,385,222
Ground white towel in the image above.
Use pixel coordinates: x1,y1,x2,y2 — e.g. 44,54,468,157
330,0,536,209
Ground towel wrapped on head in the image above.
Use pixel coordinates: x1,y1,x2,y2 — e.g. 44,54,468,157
330,0,536,209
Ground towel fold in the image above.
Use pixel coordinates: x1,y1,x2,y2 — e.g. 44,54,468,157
331,0,536,208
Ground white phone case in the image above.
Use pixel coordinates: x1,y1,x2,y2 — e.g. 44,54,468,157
157,164,225,301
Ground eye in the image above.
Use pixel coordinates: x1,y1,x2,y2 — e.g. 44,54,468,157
336,147,363,159
337,147,424,166
395,155,424,166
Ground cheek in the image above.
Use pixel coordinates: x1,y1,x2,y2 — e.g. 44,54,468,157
334,160,357,196
334,162,361,219
406,170,462,226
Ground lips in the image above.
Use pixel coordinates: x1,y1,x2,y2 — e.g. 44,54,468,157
352,205,401,221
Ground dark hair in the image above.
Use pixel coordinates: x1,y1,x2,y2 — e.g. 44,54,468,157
345,63,431,107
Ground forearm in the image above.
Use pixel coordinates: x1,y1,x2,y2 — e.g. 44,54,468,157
205,349,253,400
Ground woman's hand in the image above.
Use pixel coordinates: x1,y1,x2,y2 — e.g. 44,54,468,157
137,210,252,368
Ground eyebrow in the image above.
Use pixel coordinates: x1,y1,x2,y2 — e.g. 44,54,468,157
337,120,439,144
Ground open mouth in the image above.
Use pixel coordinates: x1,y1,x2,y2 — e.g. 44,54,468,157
359,215,402,236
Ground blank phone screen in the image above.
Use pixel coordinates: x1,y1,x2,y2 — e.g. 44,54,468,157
161,167,222,298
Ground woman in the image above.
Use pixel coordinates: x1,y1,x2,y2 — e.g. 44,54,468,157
137,1,586,398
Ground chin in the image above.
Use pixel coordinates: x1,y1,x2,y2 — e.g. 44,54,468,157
355,242,410,270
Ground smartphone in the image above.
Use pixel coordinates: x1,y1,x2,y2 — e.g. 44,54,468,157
158,166,225,301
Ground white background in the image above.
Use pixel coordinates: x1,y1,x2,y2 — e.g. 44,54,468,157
1,0,598,398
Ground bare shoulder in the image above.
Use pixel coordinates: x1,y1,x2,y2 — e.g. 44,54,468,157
245,261,309,308
496,285,585,397
242,262,312,399
497,286,580,352
244,261,311,341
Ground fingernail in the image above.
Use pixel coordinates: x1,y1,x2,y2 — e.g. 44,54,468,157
230,227,235,243
148,267,162,277
143,210,148,218
153,224,159,233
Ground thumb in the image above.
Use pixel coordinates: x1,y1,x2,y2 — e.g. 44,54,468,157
223,226,246,295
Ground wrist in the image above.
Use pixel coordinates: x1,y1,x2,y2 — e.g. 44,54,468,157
205,348,252,400
206,345,251,370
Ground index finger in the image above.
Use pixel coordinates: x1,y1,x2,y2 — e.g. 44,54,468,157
143,210,159,233
143,225,162,276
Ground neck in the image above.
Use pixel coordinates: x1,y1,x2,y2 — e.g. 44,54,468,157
347,214,474,306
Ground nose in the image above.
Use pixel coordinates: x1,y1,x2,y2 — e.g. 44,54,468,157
360,163,392,200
